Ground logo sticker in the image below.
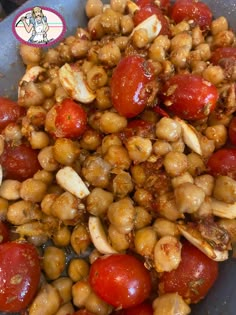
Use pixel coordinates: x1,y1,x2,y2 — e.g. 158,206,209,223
12,6,66,47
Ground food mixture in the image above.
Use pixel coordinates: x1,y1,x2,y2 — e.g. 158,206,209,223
0,0,236,314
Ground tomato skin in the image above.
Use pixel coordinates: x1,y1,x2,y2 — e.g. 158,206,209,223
133,4,170,36
111,56,154,118
210,47,236,65
120,119,155,140
159,241,218,304
0,221,9,244
170,0,212,30
89,254,152,309
0,143,41,181
46,99,87,139
0,242,41,312
72,311,96,315
207,148,236,179
111,302,153,315
136,0,170,10
0,97,25,132
229,117,236,146
161,74,218,120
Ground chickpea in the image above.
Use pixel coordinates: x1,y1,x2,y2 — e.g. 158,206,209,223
70,39,91,58
153,293,191,315
212,30,235,48
71,224,91,255
170,21,190,36
96,87,112,110
156,117,182,142
86,187,114,216
54,303,74,315
204,124,227,149
3,123,22,142
19,44,42,65
52,277,73,304
171,172,194,188
104,145,131,170
38,146,60,171
132,29,149,48
194,174,215,196
163,151,188,177
211,16,228,35
41,193,58,216
53,225,71,247
171,31,192,51
153,140,172,156
100,8,121,34
120,15,134,35
29,131,50,149
112,171,134,198
192,26,204,47
100,111,127,134
20,178,47,203
80,129,102,151
68,258,90,282
82,156,111,188
110,0,127,13
108,224,130,251
72,280,92,308
85,291,112,315
28,284,61,315
134,227,157,257
153,218,179,237
87,65,108,90
125,136,152,164
85,0,103,18
33,170,54,185
187,152,206,176
51,192,80,221
0,179,21,200
101,134,122,154
7,201,42,225
107,197,135,234
157,192,183,221
174,182,205,213
98,42,121,67
53,138,80,165
43,246,66,280
134,206,152,229
133,188,153,209
213,176,236,203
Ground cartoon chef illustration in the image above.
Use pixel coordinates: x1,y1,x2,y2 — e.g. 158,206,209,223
20,6,49,44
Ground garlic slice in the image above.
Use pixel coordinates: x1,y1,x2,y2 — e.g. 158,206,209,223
89,216,118,254
59,63,95,103
130,14,162,43
211,198,236,219
175,117,202,155
127,0,139,14
178,223,228,261
56,166,90,199
18,66,45,97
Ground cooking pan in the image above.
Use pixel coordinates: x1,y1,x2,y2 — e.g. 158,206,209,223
0,0,235,314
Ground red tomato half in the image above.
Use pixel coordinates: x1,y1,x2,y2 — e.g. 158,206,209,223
111,55,154,118
46,99,87,139
161,74,218,120
89,254,152,309
0,221,9,244
133,4,170,36
210,47,236,65
0,97,25,132
136,0,170,10
0,242,41,312
207,148,236,179
170,0,212,30
0,143,41,181
159,241,218,303
111,302,153,315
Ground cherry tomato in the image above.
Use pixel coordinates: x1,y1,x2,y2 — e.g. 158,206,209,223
89,254,152,309
159,240,218,304
0,97,25,132
210,47,236,65
46,99,87,139
0,221,9,244
136,0,170,10
0,241,41,312
207,148,236,179
111,301,153,315
161,74,218,120
111,55,155,118
170,0,212,30
133,4,170,36
229,117,236,146
0,143,41,181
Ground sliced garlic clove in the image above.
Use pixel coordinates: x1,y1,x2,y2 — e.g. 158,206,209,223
56,166,90,199
211,198,236,219
175,117,202,155
18,66,45,97
130,14,162,43
127,0,140,14
178,223,228,261
89,216,118,254
59,63,95,103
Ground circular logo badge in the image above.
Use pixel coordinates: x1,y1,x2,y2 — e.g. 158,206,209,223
12,6,66,47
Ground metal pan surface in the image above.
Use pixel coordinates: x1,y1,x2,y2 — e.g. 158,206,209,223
0,0,235,314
